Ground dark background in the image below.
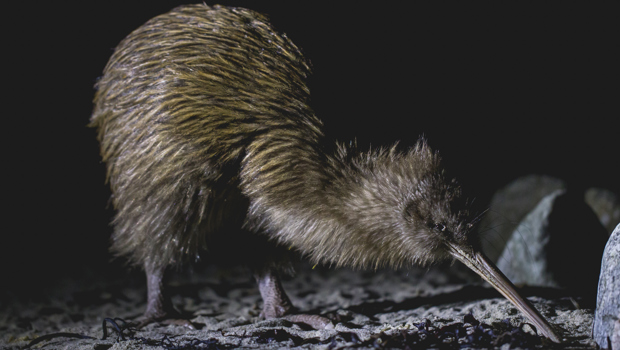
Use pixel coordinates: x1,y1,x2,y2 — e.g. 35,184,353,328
4,2,618,295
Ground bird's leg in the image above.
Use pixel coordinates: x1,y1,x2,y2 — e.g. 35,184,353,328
134,262,194,329
253,267,294,318
253,267,333,329
143,262,169,320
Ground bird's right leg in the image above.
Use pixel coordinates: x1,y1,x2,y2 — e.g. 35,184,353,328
134,262,193,329
142,262,168,322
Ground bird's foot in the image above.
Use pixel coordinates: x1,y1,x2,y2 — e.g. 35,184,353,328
261,305,333,329
132,310,195,329
282,314,334,329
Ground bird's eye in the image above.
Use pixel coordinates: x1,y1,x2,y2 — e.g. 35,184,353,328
433,223,446,232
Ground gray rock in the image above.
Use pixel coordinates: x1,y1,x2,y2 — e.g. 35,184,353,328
585,188,620,235
479,175,566,262
593,224,620,350
496,190,608,305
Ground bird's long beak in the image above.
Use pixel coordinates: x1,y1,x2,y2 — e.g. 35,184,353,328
447,243,561,343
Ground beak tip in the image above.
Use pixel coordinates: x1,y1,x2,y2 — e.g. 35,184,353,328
448,246,562,343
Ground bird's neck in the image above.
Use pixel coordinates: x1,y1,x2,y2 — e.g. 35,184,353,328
240,133,437,269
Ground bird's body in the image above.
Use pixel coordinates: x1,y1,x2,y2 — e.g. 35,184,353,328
91,4,560,342
91,4,315,270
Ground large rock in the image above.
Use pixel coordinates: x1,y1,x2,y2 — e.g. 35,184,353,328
496,189,608,305
585,188,620,235
593,224,620,350
479,175,566,262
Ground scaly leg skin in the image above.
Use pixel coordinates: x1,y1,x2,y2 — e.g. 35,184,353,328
133,263,194,329
254,267,334,329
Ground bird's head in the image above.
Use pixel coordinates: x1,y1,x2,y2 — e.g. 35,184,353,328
340,140,561,343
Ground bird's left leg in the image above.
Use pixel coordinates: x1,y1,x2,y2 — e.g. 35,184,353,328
253,266,333,329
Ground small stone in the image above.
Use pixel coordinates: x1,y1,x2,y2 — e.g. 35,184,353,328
496,190,608,305
479,175,566,262
593,224,620,350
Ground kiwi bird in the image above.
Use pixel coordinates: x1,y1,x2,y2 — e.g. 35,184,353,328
91,4,561,342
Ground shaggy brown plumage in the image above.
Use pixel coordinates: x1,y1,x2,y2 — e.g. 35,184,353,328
91,4,560,342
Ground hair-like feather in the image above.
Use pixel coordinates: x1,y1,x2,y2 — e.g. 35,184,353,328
91,4,470,272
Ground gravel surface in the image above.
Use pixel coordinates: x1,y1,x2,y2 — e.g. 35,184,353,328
1,261,596,349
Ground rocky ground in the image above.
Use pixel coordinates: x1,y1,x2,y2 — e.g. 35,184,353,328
0,262,596,350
